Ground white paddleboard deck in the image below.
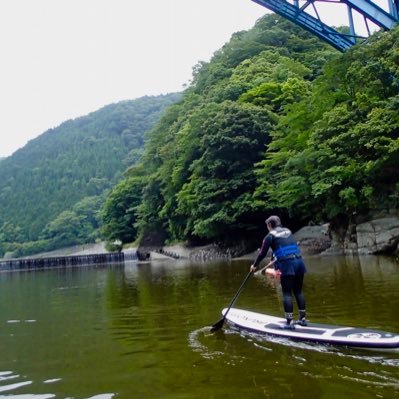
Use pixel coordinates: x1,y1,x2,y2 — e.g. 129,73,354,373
223,308,399,350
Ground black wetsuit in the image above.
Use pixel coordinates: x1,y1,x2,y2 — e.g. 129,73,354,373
253,227,306,321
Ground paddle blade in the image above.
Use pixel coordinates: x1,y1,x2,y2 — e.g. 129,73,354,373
210,317,225,332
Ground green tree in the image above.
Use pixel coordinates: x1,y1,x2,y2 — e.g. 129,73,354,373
101,175,146,245
0,222,25,243
42,210,88,247
255,25,399,223
127,14,337,244
0,93,180,246
175,101,275,239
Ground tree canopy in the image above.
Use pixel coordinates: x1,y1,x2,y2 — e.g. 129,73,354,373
0,93,180,257
102,15,398,251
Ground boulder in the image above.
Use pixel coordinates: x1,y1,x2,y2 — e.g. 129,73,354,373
356,217,399,254
293,224,331,255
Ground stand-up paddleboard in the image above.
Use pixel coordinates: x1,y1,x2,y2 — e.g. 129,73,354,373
254,268,280,277
222,308,399,350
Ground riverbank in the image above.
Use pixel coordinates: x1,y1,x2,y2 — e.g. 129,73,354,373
25,242,110,258
6,213,399,264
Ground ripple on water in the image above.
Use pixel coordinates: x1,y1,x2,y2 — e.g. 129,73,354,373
0,370,115,399
228,325,399,367
0,371,55,399
189,324,399,393
0,395,55,399
188,327,225,359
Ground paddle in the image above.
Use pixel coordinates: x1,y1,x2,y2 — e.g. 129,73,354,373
254,258,276,276
210,269,253,332
210,258,277,332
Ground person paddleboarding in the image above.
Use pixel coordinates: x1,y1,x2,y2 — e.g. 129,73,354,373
250,215,307,329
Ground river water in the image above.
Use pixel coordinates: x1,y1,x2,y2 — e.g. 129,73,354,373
0,255,398,398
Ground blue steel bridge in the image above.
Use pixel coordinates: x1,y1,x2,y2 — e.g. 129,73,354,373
251,0,398,51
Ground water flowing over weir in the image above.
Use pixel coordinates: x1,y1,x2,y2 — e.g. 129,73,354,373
0,251,138,272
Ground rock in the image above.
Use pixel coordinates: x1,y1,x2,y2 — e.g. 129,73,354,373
293,224,331,255
188,244,232,262
326,213,399,255
294,224,329,240
356,217,399,254
162,244,192,259
137,230,167,261
150,251,175,260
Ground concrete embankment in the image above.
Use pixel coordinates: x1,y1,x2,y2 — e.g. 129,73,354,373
142,243,235,262
0,252,137,272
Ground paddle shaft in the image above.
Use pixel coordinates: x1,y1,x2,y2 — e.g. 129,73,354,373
224,270,253,316
211,259,277,332
254,258,276,276
210,270,253,332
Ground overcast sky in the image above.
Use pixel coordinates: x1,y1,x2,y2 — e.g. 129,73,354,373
0,0,269,157
0,0,381,158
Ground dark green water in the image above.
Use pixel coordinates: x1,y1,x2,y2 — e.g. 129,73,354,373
0,256,399,398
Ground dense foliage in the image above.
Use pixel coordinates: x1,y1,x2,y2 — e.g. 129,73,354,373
101,15,399,250
2,13,398,256
257,26,399,223
101,16,335,247
0,94,180,257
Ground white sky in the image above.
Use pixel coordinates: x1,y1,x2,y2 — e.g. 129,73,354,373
0,0,269,158
0,0,386,158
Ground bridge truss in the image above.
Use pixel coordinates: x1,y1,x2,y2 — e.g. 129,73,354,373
251,0,399,50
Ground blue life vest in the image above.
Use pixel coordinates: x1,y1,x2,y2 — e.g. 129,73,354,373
273,244,300,259
269,227,300,260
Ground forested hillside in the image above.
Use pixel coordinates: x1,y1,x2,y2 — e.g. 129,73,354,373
0,93,180,257
102,15,399,252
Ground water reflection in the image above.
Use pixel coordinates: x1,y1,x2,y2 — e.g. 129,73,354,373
0,370,54,398
301,256,399,330
0,256,398,398
0,371,115,399
0,369,116,399
189,323,399,398
186,256,399,398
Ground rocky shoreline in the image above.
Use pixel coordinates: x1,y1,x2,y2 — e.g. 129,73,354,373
11,214,398,263
153,214,399,260
292,215,399,256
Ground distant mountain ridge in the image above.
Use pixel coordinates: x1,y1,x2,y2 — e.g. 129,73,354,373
0,93,181,246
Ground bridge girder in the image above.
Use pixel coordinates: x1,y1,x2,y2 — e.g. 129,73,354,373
252,0,399,51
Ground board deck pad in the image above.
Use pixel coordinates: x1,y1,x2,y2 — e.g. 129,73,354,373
222,308,399,350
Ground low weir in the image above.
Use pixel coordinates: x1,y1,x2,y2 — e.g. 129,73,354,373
0,251,138,272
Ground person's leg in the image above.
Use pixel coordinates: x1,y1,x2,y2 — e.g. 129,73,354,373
280,275,294,325
293,273,307,325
